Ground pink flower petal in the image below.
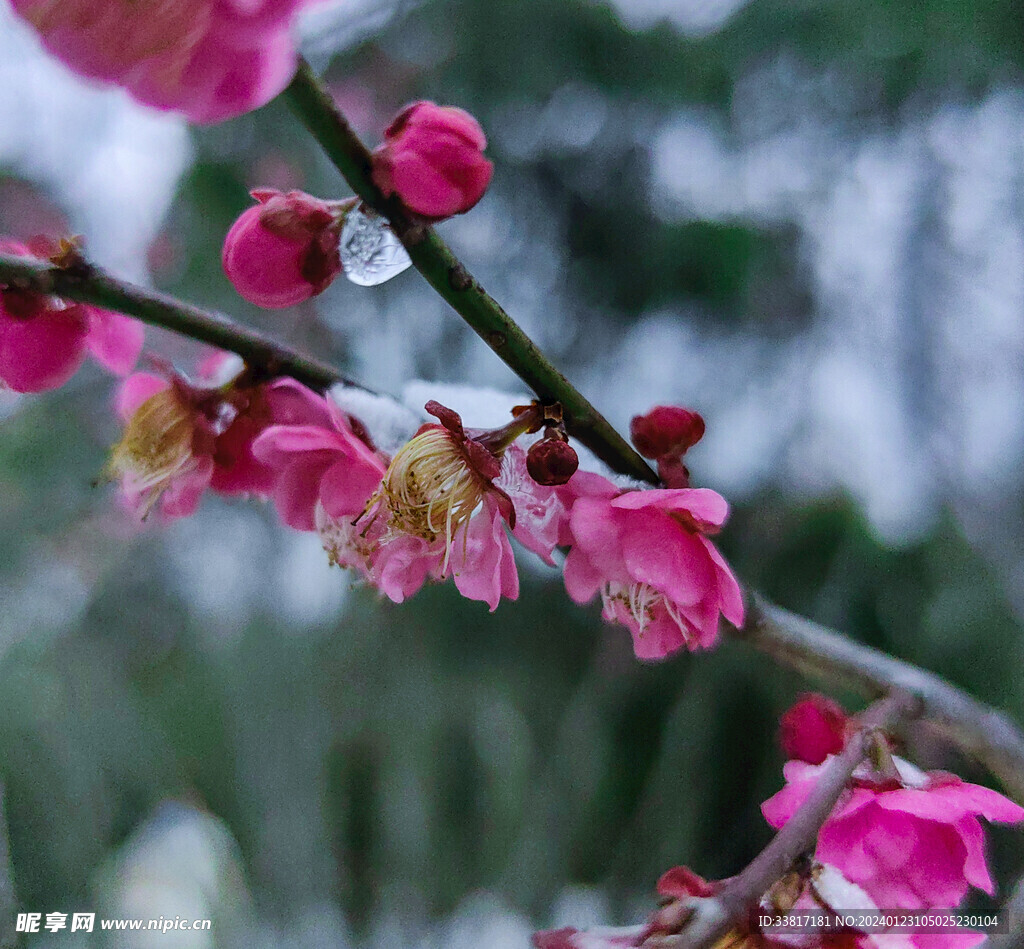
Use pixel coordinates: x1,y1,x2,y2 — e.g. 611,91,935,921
271,459,331,531
450,498,518,610
0,303,89,392
85,307,144,375
115,372,168,420
619,514,712,607
319,457,383,519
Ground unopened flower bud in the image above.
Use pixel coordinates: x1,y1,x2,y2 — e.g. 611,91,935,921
630,405,706,459
222,189,342,308
779,693,850,764
526,435,578,486
371,101,494,220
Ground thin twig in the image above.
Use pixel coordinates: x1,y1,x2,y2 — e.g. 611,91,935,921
737,595,1024,804
657,691,920,949
283,58,658,484
0,252,367,394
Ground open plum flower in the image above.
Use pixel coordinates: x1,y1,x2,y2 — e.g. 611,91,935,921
251,396,566,610
559,471,744,659
250,396,387,577
11,0,317,123
108,356,329,518
763,696,1024,913
360,400,558,610
0,239,142,393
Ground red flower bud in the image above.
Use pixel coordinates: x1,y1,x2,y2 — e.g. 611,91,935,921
526,436,579,486
630,405,706,460
371,101,494,220
779,693,850,764
222,189,342,308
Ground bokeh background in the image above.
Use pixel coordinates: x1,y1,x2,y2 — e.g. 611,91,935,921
1,0,1024,945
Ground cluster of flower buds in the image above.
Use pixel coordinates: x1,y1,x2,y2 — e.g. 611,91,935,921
0,239,142,393
535,694,1024,949
222,101,493,306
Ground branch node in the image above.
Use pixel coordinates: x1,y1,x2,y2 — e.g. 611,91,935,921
448,263,473,292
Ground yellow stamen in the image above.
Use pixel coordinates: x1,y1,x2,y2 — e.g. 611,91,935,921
315,503,375,571
105,388,198,517
373,427,487,571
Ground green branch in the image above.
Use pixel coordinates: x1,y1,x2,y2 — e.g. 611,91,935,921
281,59,1024,808
0,253,365,394
283,59,658,484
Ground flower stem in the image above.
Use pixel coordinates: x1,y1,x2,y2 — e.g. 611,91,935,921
283,59,658,484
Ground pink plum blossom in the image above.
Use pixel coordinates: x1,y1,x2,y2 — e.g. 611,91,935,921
0,239,142,393
109,359,328,518
12,0,316,124
371,101,494,219
762,750,1024,912
361,400,522,610
559,472,744,659
251,396,385,532
254,397,568,610
222,189,343,307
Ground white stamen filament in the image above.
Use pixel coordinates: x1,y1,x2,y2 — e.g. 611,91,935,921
602,581,690,644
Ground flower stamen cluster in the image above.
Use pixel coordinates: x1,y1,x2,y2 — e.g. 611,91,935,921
106,382,216,518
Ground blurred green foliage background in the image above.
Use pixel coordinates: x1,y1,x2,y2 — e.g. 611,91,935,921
1,0,1023,944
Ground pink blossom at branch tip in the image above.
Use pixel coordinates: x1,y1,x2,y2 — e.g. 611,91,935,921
558,472,744,659
779,693,851,765
762,739,1024,912
11,0,317,123
371,101,494,219
0,239,142,393
223,189,343,307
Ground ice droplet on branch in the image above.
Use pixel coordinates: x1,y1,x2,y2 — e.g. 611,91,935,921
339,205,412,286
